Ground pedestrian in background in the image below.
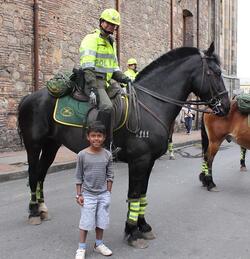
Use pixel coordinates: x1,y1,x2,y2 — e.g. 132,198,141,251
74,121,114,259
182,104,193,134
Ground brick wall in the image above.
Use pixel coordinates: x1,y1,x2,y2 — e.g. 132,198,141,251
0,0,237,150
0,0,33,149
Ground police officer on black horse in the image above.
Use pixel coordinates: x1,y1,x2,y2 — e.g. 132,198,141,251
79,8,131,152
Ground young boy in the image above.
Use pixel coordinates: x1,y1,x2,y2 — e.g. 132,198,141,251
75,121,114,259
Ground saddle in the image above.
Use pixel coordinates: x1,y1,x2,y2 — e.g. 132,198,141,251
48,70,140,132
53,83,140,132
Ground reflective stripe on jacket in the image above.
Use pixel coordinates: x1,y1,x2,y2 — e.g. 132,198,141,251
79,29,120,82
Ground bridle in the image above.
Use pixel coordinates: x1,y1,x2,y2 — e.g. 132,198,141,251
197,51,228,114
125,51,228,135
134,51,228,115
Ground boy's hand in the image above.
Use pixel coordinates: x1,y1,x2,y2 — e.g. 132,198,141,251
76,195,84,206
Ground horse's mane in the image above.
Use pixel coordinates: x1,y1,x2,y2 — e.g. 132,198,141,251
135,47,219,81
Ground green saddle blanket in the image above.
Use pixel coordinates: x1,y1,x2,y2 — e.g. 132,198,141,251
53,95,90,127
236,93,250,114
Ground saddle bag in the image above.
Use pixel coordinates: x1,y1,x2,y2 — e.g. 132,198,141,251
46,72,75,98
236,94,250,114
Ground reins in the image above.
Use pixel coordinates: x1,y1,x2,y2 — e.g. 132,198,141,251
134,84,215,114
134,51,228,114
138,100,169,134
125,82,141,134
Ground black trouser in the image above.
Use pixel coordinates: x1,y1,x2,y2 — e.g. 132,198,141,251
97,109,113,149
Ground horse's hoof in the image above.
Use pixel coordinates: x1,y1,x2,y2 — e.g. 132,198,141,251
128,238,149,249
28,216,42,225
40,211,50,221
141,230,156,240
169,155,175,160
240,166,247,172
200,180,207,188
199,173,206,185
39,203,50,221
208,186,219,192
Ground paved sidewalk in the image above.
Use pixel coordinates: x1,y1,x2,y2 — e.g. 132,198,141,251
0,130,201,182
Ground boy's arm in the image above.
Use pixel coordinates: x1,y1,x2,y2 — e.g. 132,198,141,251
76,183,82,196
75,153,84,205
106,153,114,192
107,181,113,192
76,183,84,206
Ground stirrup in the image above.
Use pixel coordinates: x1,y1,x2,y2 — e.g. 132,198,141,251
112,146,121,155
109,143,121,160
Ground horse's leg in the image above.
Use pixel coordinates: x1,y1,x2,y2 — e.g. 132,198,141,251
167,122,175,159
27,145,42,225
200,159,208,187
168,140,175,160
240,147,247,172
200,142,221,191
37,140,61,220
137,161,156,240
199,116,218,191
200,157,216,190
200,119,209,188
124,158,152,249
200,158,217,191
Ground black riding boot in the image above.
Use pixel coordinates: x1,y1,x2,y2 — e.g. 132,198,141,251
96,110,121,157
97,109,112,151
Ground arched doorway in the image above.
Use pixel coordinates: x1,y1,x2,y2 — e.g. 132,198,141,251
183,9,194,47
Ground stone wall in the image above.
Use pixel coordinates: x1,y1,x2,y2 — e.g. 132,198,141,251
0,0,33,149
0,0,237,150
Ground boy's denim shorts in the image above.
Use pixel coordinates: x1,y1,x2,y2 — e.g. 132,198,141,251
79,190,111,231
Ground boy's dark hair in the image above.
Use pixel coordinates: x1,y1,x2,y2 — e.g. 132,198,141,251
86,121,106,135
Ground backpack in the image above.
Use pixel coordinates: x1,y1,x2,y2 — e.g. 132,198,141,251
46,72,76,98
236,94,250,114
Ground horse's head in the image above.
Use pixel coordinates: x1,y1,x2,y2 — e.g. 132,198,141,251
192,42,230,116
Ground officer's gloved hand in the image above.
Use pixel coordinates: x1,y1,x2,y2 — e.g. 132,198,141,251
122,77,132,85
89,90,97,106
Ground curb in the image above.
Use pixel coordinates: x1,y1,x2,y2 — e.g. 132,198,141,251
0,140,201,183
0,162,76,183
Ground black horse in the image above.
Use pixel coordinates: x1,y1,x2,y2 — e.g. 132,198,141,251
18,43,230,248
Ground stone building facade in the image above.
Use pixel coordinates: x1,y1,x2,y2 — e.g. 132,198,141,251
0,0,238,150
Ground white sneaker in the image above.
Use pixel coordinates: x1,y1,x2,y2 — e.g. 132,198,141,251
75,248,86,259
94,243,112,256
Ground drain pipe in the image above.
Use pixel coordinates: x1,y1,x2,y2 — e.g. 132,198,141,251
115,0,121,63
170,0,173,49
196,0,200,48
195,0,200,130
33,0,39,91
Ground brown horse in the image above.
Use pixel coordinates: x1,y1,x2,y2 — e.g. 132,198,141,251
200,100,250,190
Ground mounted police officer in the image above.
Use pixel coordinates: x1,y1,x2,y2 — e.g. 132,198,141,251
79,8,131,151
124,58,139,81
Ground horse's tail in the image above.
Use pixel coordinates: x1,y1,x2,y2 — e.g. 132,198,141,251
17,95,29,146
201,113,209,155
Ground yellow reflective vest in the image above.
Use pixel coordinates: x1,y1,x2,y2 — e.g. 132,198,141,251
124,68,138,81
79,29,120,82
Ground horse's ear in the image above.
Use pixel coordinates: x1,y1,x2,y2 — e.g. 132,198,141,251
206,42,215,56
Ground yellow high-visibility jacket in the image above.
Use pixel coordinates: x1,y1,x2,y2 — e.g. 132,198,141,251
124,68,138,81
79,29,120,82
